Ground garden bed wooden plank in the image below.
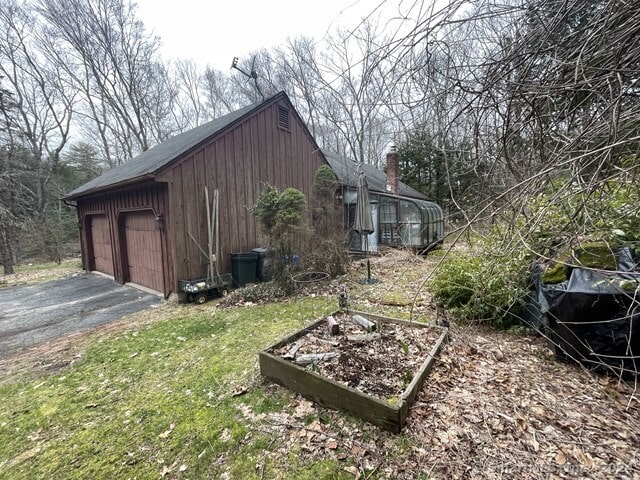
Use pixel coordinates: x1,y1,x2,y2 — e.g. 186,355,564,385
398,328,449,426
260,350,402,431
260,310,448,432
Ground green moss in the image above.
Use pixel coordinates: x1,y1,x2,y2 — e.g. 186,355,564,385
282,451,352,479
541,262,567,284
542,241,623,285
573,241,618,270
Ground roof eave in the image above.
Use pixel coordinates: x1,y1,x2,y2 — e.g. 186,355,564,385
63,174,158,201
338,181,427,200
368,189,427,201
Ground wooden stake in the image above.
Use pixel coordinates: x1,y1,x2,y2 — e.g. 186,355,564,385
214,188,220,276
205,187,214,282
326,315,340,335
352,314,377,332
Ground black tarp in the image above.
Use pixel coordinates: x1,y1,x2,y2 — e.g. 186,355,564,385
530,247,640,377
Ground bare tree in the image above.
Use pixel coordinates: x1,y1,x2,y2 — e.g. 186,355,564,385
37,0,174,164
202,66,245,117
169,59,208,130
0,0,75,262
314,23,393,165
276,37,325,136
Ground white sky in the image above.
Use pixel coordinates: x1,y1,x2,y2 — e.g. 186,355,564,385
134,0,389,71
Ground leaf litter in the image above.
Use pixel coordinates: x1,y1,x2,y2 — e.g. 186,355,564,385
256,249,640,479
1,249,638,478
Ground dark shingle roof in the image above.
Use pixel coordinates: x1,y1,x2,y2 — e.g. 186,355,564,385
323,150,426,199
65,98,267,199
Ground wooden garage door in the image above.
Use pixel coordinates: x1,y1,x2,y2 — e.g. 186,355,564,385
90,215,114,275
123,211,164,293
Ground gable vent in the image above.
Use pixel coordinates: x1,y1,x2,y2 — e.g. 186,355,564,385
277,105,290,130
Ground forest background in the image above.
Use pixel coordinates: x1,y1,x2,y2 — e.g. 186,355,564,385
1,0,638,288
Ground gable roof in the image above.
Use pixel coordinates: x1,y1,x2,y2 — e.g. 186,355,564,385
323,150,426,199
65,92,288,199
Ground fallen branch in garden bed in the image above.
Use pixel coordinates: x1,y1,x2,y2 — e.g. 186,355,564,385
347,333,381,343
283,340,304,360
352,314,377,332
295,352,338,365
326,315,340,335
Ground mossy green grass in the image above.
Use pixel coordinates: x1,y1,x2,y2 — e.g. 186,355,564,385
0,296,356,479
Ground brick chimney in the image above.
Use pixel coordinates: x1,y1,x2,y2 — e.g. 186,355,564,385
386,145,399,195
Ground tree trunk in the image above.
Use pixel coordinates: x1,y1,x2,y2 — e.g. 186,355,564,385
0,229,15,275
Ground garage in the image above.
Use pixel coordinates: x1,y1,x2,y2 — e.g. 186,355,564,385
65,92,325,299
122,210,164,294
89,214,114,275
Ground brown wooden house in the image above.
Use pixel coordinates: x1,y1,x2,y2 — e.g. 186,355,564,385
64,92,326,298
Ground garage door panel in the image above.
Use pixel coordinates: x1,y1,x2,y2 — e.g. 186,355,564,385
90,215,114,276
124,211,163,294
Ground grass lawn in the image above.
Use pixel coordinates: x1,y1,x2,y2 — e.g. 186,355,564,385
2,251,638,479
0,259,83,286
0,296,361,479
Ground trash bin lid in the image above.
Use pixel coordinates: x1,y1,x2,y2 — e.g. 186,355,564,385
231,252,259,259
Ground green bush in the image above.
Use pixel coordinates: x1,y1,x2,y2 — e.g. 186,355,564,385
423,165,640,331
431,179,640,328
430,240,531,328
255,185,308,294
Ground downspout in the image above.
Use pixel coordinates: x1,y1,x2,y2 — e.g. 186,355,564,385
155,211,168,298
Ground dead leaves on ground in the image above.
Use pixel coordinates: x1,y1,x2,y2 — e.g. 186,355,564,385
253,328,639,479
247,250,640,478
158,423,175,439
235,397,378,476
403,327,640,479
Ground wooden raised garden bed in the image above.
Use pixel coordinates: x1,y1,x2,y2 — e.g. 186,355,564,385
259,310,448,432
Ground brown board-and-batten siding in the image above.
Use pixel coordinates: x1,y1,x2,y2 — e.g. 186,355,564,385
157,97,326,287
76,183,173,297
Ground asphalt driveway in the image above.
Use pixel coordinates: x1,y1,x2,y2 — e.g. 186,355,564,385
0,273,163,358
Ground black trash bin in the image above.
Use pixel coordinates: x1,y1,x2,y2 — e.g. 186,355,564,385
231,252,258,287
252,247,274,282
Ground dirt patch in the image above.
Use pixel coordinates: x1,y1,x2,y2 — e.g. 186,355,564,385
273,312,443,401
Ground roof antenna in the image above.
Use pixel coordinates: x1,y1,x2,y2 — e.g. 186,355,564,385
231,56,265,102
